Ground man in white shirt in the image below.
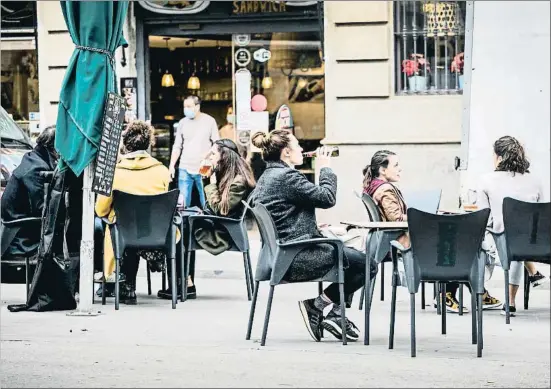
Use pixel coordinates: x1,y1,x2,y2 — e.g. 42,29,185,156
169,96,219,208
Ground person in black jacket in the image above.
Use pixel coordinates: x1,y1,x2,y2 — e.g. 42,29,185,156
1,126,57,257
251,129,377,342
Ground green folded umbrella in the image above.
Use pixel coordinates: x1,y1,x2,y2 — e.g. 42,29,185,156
55,0,128,176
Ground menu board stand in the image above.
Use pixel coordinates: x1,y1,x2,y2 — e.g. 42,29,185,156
92,92,126,197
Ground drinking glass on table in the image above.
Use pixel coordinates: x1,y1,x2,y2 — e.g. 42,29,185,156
460,189,478,212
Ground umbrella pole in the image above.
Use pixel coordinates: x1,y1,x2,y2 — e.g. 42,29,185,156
68,164,98,316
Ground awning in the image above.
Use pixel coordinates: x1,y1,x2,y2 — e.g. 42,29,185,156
55,0,128,176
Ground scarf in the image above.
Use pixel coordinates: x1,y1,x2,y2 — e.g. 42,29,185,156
364,178,387,197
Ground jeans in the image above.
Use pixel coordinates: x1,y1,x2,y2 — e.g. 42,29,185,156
324,247,378,304
178,168,205,208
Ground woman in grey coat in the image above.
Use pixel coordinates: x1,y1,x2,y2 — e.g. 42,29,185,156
251,129,377,342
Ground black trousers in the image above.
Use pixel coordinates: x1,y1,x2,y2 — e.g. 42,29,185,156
324,247,378,304
120,249,140,287
447,282,474,298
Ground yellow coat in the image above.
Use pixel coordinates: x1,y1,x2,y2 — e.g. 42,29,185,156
95,151,176,277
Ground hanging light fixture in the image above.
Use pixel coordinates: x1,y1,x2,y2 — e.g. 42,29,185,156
187,39,201,90
161,37,174,88
261,71,273,89
162,70,175,87
187,74,200,90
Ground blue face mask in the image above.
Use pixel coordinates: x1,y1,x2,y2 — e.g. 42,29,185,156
184,108,196,119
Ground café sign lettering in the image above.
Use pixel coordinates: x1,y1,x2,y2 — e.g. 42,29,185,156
232,1,287,14
139,0,317,15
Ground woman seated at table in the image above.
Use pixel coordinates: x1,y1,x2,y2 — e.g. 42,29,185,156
194,139,255,252
362,150,409,248
251,129,377,342
158,139,255,300
362,150,502,314
95,120,182,305
476,135,547,316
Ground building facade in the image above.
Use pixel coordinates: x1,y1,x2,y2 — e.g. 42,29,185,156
35,1,465,222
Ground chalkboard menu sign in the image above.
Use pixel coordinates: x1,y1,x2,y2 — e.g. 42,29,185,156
92,92,126,197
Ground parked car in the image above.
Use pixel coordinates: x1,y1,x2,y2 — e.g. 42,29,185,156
1,106,34,283
1,106,34,198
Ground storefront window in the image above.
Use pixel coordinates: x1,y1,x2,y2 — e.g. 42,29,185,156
0,50,39,121
147,32,325,178
1,1,39,129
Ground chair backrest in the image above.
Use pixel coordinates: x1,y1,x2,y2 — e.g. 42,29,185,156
403,189,442,214
407,207,490,282
503,197,551,261
249,202,279,281
112,189,179,250
361,193,382,222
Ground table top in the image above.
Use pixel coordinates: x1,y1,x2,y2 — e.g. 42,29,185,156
341,221,409,229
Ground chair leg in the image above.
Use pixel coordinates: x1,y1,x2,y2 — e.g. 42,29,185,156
380,262,385,301
471,290,477,345
246,281,260,340
318,282,324,338
421,282,426,310
477,293,483,357
101,262,106,305
184,250,191,302
441,283,447,335
436,282,441,315
504,269,511,324
358,286,365,311
410,293,416,357
115,258,121,311
364,257,371,345
260,285,275,347
524,267,530,310
180,246,186,303
170,254,177,309
25,257,30,302
242,253,252,301
146,263,152,296
389,269,398,349
246,251,254,294
162,264,167,292
459,284,464,316
339,282,347,346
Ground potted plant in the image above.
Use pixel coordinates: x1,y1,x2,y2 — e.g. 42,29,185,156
402,53,430,92
451,52,465,89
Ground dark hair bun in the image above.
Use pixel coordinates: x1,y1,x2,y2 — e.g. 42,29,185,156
251,131,269,150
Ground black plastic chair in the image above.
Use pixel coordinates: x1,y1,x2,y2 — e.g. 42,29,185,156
184,199,254,302
388,208,490,357
104,189,181,310
245,202,348,346
358,189,442,311
490,198,550,324
1,217,41,300
356,193,404,308
0,171,53,301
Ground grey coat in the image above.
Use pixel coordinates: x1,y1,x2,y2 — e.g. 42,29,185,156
251,161,338,282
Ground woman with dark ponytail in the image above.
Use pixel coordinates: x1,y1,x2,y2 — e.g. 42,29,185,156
363,150,408,223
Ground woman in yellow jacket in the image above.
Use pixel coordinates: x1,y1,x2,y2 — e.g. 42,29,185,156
95,121,182,305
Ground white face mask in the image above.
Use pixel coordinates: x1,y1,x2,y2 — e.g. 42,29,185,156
226,114,235,124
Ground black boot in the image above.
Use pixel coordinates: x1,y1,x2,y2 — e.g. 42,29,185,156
157,278,196,300
121,282,137,305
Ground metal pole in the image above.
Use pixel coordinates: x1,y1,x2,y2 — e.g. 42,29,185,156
68,163,98,316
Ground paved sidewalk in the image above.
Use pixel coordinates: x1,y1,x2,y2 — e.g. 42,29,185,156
1,241,549,388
